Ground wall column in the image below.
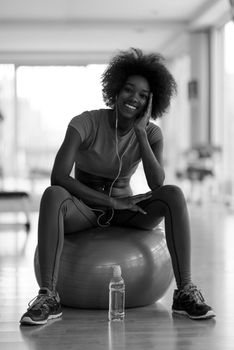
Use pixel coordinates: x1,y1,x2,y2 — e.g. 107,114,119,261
189,30,210,147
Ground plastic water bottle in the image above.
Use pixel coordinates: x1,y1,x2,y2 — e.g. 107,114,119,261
108,265,125,321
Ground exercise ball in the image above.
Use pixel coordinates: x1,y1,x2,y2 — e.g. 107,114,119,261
34,226,173,309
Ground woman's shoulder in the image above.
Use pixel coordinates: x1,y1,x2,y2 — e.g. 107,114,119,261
146,121,163,143
70,108,109,124
68,109,109,142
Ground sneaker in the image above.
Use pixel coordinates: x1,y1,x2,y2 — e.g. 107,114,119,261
20,288,62,325
172,284,216,320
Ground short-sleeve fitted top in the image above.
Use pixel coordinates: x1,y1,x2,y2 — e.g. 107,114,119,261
69,109,163,182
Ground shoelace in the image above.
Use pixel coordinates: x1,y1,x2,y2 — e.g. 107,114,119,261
28,293,54,311
179,285,205,304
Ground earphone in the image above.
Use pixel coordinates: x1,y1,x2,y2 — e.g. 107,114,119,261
94,104,135,227
95,107,124,227
87,97,135,227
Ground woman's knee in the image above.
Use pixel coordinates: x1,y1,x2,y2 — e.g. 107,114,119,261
153,184,186,204
41,185,71,205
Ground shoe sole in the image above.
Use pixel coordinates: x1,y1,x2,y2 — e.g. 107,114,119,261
172,309,216,320
20,312,62,325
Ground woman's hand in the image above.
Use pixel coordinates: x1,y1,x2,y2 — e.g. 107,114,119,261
111,192,152,214
134,93,153,133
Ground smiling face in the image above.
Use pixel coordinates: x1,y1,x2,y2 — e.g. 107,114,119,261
116,75,150,120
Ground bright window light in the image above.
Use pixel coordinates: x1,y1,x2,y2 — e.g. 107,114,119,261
16,65,107,141
224,21,234,74
15,64,107,173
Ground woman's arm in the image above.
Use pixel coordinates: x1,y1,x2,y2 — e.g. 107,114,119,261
134,93,165,190
135,130,165,190
51,126,114,207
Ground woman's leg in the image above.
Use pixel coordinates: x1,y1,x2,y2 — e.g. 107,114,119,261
38,185,97,292
111,185,191,290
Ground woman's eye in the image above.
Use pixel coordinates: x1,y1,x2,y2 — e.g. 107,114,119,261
124,86,133,93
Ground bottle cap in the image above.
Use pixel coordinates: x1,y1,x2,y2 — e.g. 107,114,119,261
113,265,121,277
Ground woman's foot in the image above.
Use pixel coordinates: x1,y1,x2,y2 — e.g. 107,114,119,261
172,283,216,320
20,288,62,325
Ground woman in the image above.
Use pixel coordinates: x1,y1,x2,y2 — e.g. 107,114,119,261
20,48,215,325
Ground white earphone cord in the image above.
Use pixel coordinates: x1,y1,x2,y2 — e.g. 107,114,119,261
88,107,125,228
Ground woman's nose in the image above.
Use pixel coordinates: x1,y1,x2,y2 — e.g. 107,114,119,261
130,92,139,103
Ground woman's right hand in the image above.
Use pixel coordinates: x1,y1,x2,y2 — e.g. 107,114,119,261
111,192,152,215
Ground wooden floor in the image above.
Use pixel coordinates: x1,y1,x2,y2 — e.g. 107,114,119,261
0,202,234,350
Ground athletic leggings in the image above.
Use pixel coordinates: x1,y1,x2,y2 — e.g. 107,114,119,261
38,184,191,292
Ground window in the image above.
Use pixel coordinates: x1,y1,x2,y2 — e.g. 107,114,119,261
223,21,234,204
16,65,106,176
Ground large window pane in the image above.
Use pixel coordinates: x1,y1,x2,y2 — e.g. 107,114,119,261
223,22,234,205
0,64,16,180
16,65,106,179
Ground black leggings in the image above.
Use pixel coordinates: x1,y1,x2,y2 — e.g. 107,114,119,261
38,185,191,292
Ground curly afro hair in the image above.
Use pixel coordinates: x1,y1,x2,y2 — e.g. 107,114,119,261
101,48,177,119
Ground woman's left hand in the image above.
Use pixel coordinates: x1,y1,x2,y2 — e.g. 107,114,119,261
134,93,153,133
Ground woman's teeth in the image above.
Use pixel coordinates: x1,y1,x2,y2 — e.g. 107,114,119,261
125,104,137,110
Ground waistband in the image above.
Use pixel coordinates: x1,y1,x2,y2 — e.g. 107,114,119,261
75,169,131,196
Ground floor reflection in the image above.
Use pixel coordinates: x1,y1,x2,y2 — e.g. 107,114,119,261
171,313,216,350
108,321,126,349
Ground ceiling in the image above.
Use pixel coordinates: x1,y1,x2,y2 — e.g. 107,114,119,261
0,0,231,65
